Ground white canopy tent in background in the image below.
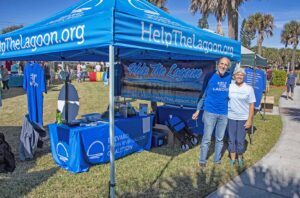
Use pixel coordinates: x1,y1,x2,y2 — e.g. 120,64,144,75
0,0,241,197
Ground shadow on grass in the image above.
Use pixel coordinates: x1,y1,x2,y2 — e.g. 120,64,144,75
208,166,300,197
0,126,58,197
118,164,300,198
280,107,300,123
119,166,228,198
1,87,26,100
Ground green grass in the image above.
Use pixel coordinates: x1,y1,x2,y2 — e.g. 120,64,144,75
0,82,282,197
267,86,285,106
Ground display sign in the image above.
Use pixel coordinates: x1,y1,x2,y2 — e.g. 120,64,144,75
120,60,215,107
244,67,266,109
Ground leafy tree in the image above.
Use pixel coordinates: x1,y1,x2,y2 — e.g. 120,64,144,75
190,0,248,39
281,20,300,71
198,16,209,29
228,0,248,40
1,25,24,34
190,0,226,35
240,19,255,48
245,13,274,55
147,0,168,12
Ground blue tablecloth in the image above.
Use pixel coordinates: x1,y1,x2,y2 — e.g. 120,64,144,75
156,105,204,135
48,115,153,173
8,75,23,87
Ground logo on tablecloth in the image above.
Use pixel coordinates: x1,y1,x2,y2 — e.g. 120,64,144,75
87,141,104,159
56,142,69,162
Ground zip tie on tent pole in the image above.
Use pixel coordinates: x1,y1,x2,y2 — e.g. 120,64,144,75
108,181,116,197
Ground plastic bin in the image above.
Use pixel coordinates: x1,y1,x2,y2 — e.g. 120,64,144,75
151,131,168,148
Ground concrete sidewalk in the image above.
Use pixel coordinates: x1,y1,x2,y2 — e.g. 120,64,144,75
207,86,300,198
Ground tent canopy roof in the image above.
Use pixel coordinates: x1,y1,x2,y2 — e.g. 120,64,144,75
241,46,267,67
0,0,241,62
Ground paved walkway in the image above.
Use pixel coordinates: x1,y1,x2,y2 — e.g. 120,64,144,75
207,86,300,198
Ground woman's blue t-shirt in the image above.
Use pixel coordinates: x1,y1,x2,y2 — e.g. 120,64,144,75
203,72,231,115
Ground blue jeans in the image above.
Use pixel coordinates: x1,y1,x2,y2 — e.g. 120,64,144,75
199,111,228,164
227,119,247,154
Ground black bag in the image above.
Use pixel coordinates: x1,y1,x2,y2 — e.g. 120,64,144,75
0,133,16,173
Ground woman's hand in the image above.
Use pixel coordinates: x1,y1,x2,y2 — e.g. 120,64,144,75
244,119,252,129
192,110,200,120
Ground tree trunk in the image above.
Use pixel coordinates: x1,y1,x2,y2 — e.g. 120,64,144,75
257,32,263,55
216,20,224,36
228,4,238,40
291,44,297,71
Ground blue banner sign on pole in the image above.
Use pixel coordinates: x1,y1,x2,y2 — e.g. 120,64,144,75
120,60,215,107
244,67,266,109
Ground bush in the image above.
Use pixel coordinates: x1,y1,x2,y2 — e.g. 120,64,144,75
271,70,287,86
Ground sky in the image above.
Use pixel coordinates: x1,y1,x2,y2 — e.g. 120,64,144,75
0,0,299,49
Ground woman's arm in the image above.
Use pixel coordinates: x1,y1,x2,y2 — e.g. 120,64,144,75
245,103,254,129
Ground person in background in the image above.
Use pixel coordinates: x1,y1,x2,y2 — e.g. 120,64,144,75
81,63,87,82
266,68,272,93
95,62,101,72
0,65,9,90
286,70,297,100
77,62,82,83
43,62,51,87
11,62,19,74
192,57,232,168
227,68,255,167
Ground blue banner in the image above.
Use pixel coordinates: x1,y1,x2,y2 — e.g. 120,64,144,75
244,67,266,108
121,60,215,107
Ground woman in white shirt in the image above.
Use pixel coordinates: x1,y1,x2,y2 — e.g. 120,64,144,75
228,68,256,167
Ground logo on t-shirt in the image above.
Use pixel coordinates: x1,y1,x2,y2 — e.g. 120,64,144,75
213,81,228,92
29,74,38,87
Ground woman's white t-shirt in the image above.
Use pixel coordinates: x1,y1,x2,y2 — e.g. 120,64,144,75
228,82,256,120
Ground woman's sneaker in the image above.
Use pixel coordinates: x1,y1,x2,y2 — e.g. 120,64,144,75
238,159,244,167
229,159,235,166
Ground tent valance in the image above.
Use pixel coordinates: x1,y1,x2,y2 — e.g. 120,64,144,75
0,0,241,62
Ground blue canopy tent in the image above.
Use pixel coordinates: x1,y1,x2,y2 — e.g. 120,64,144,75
0,0,241,196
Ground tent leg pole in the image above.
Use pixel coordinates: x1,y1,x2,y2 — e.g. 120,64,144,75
109,45,115,198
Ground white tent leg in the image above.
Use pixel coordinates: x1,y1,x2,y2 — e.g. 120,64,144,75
109,45,116,198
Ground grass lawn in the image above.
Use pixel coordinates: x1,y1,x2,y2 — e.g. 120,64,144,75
0,81,282,197
267,85,286,106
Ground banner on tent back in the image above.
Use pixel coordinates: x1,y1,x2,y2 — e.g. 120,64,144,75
244,67,266,109
120,60,215,107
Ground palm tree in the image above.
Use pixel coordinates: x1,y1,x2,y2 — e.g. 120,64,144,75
228,0,248,40
147,0,168,12
213,0,227,36
1,25,24,34
190,0,247,39
240,18,255,48
245,13,274,55
198,16,209,29
281,21,300,71
190,0,226,35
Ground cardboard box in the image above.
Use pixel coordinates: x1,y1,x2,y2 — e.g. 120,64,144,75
261,96,274,113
